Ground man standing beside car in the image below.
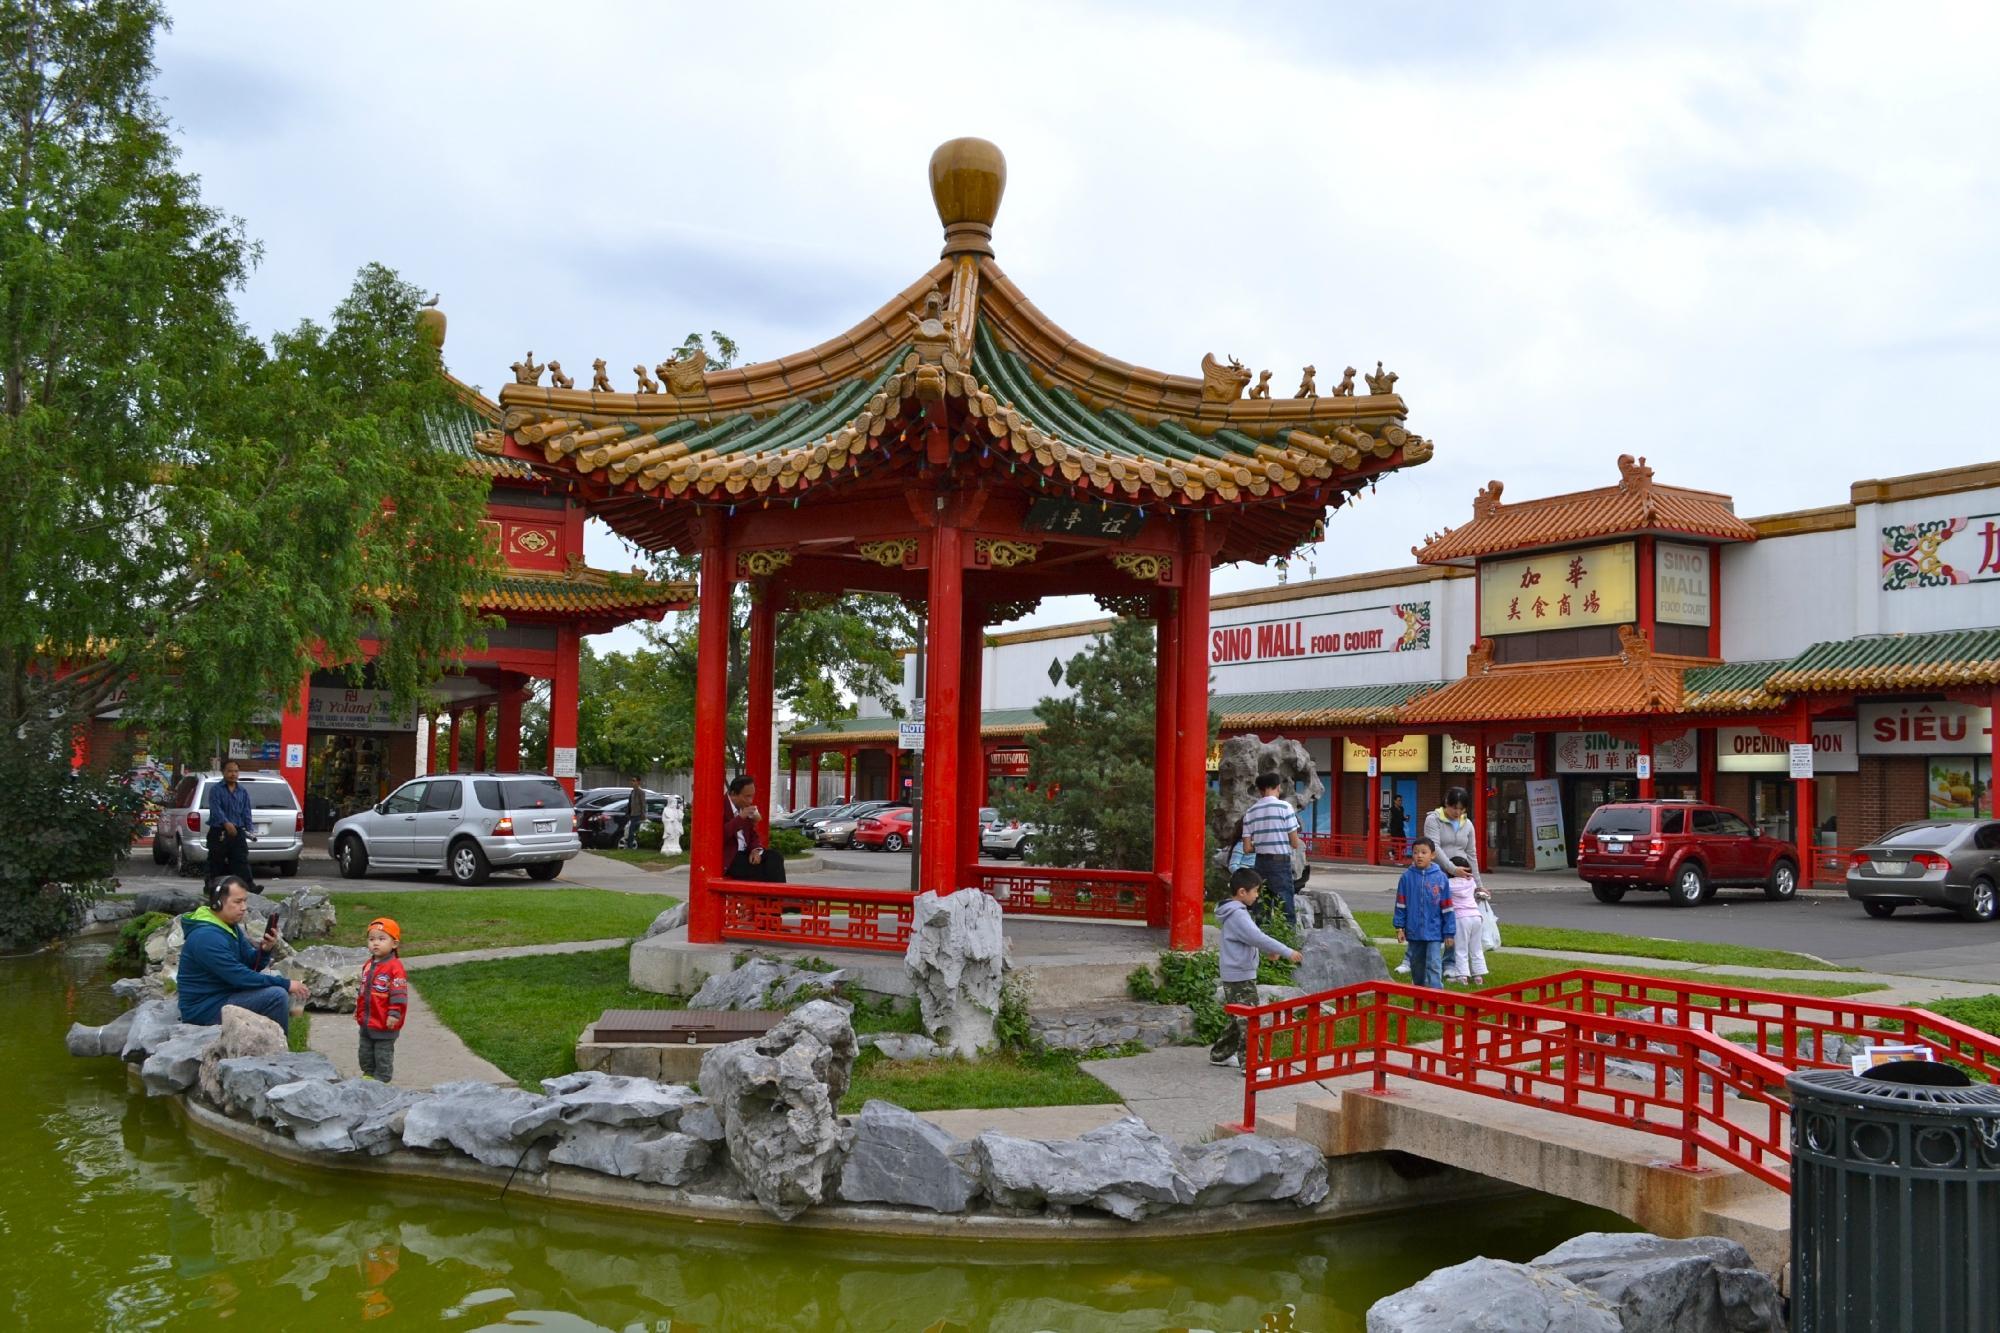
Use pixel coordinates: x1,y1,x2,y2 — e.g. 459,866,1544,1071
207,760,255,889
623,776,647,850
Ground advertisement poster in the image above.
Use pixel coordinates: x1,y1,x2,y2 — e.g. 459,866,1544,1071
1526,778,1567,871
1927,757,1991,821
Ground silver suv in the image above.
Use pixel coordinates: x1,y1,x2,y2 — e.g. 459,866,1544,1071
330,773,580,885
152,771,305,878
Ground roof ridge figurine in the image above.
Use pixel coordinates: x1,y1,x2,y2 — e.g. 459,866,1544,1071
510,351,544,386
1364,360,1398,395
1332,366,1356,396
1200,352,1253,402
1294,365,1317,399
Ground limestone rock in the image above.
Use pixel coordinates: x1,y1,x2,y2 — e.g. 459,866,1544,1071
1530,1232,1782,1332
273,945,368,1012
268,1077,424,1154
1213,983,1307,1009
402,1079,562,1169
678,1099,725,1144
1297,888,1371,946
1209,735,1323,851
140,1026,221,1096
88,898,138,924
975,1117,1196,1221
121,999,189,1062
697,1000,858,1220
212,1053,339,1123
628,1131,712,1186
688,956,849,1011
1295,925,1390,994
111,974,166,1005
276,889,336,940
1366,1257,1621,1333
1182,1135,1329,1208
65,1008,137,1058
134,888,201,917
643,902,688,938
903,889,1004,1057
862,1033,944,1061
836,1100,981,1214
197,1006,289,1104
1029,1002,1195,1054
540,1070,703,1127
144,916,181,971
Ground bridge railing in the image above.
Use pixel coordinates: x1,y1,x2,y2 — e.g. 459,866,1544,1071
1480,968,2000,1082
1229,979,1800,1191
1300,833,1403,865
969,864,1160,921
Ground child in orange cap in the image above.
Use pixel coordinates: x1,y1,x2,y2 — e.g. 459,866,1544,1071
355,917,408,1082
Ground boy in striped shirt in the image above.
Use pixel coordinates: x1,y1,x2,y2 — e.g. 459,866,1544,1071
1240,772,1304,924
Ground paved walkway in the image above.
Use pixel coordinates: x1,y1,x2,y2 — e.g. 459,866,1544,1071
307,981,512,1089
1083,1047,1286,1145
402,937,631,972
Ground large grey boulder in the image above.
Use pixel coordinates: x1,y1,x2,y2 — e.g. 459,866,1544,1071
688,956,850,1011
643,902,688,939
1367,1257,1621,1332
268,1077,425,1154
88,897,138,924
1209,734,1323,850
402,1079,563,1169
1182,1135,1329,1208
65,1008,137,1058
1530,1232,1782,1332
1297,887,1371,946
196,1006,289,1105
1295,924,1391,994
536,1071,715,1182
140,1025,221,1096
975,1116,1196,1221
1029,1001,1195,1054
904,889,1004,1057
540,1070,703,1127
273,945,369,1012
836,1100,981,1214
861,1033,944,1061
697,1000,858,1220
276,889,336,941
626,1131,713,1187
110,974,166,1005
211,1053,338,1123
144,916,182,972
134,888,201,916
122,999,192,1062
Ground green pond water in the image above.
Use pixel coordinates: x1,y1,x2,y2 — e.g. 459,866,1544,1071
6,941,1630,1332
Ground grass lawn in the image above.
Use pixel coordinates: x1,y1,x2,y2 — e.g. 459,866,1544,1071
1923,993,2000,1035
287,1010,311,1054
842,1049,1114,1115
319,889,673,956
593,849,690,870
1350,909,1851,972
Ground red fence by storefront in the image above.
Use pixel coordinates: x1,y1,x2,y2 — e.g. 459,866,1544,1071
1301,833,1405,866
1227,969,2000,1194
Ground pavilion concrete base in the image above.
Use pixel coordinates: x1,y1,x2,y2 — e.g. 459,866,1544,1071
629,917,1218,1004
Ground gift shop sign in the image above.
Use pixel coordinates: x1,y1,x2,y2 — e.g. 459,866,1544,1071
1717,722,1859,772
1858,702,1993,755
1478,542,1635,637
1210,601,1429,668
1555,730,1696,774
1342,735,1431,773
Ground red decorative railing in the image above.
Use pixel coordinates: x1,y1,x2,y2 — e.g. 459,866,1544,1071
1804,844,1862,888
1480,969,2000,1082
1300,832,1404,865
970,864,1159,921
714,879,916,954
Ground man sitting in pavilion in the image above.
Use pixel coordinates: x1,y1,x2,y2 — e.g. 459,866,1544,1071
723,774,787,883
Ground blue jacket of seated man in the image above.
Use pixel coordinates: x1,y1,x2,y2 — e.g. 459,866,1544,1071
1391,863,1453,942
175,906,286,1024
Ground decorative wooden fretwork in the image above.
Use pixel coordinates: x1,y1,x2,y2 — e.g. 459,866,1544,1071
1110,551,1172,583
734,549,794,578
983,597,1043,626
1093,593,1154,618
856,538,918,568
973,538,1039,569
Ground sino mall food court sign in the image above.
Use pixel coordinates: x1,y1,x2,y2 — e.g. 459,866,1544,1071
1478,542,1636,637
1210,601,1430,668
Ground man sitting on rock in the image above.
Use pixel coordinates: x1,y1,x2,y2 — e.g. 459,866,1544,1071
176,875,310,1033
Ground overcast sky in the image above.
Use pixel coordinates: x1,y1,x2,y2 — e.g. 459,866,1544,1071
155,1,2000,655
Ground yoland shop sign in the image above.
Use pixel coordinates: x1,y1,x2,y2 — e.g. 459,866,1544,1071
1343,735,1430,773
1717,722,1859,773
1444,733,1536,774
1654,542,1712,627
1881,514,2000,591
1478,542,1636,637
1554,730,1697,774
307,688,418,733
1857,702,1992,755
1210,601,1429,668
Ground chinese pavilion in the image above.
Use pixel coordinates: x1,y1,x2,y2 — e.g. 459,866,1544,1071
478,139,1435,951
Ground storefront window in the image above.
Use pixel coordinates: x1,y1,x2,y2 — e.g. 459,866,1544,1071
1927,757,1992,821
1748,777,1794,842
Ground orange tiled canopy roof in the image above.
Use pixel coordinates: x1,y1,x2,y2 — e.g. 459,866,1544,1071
1414,456,1757,565
1400,626,1699,723
475,140,1436,564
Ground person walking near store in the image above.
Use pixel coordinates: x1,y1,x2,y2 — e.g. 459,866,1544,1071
622,777,647,850
1387,793,1410,859
355,917,408,1082
175,876,311,1033
1209,869,1303,1069
206,760,255,889
1424,786,1481,883
1241,771,1305,923
1443,855,1490,985
1393,838,1452,989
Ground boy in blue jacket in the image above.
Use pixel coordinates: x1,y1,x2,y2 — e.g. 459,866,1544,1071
1392,837,1453,989
1209,869,1304,1069
176,876,309,1032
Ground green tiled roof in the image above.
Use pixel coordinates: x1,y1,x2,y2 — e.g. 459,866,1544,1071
1767,629,2000,692
1681,659,1787,712
425,397,531,478
1217,682,1443,725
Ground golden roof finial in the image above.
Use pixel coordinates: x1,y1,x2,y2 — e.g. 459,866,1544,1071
417,293,446,348
930,137,1006,259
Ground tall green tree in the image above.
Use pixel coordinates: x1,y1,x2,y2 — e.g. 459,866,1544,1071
0,1,493,765
997,617,1216,871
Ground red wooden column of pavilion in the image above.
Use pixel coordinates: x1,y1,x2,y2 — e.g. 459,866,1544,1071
480,138,1434,954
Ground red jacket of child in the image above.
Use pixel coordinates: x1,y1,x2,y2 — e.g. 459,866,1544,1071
356,955,408,1034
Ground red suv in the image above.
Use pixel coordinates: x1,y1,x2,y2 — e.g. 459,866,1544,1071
1577,801,1800,908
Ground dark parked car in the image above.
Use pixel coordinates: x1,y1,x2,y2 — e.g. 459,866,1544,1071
772,804,838,832
1845,820,2000,922
577,791,668,849
1577,800,1800,907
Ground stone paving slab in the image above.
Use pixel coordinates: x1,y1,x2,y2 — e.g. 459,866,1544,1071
402,937,631,972
1083,1047,1322,1146
305,980,512,1089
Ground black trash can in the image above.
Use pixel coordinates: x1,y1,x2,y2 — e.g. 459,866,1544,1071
1789,1062,2000,1332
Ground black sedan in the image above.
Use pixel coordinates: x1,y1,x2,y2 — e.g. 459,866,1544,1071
578,791,666,849
1845,819,2000,922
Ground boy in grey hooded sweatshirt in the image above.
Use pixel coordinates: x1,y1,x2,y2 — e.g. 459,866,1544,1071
1210,869,1304,1068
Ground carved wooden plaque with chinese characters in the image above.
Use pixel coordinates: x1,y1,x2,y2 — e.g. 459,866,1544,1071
1021,498,1149,542
1476,540,1636,637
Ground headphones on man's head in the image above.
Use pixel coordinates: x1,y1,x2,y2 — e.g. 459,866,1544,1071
206,875,248,911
